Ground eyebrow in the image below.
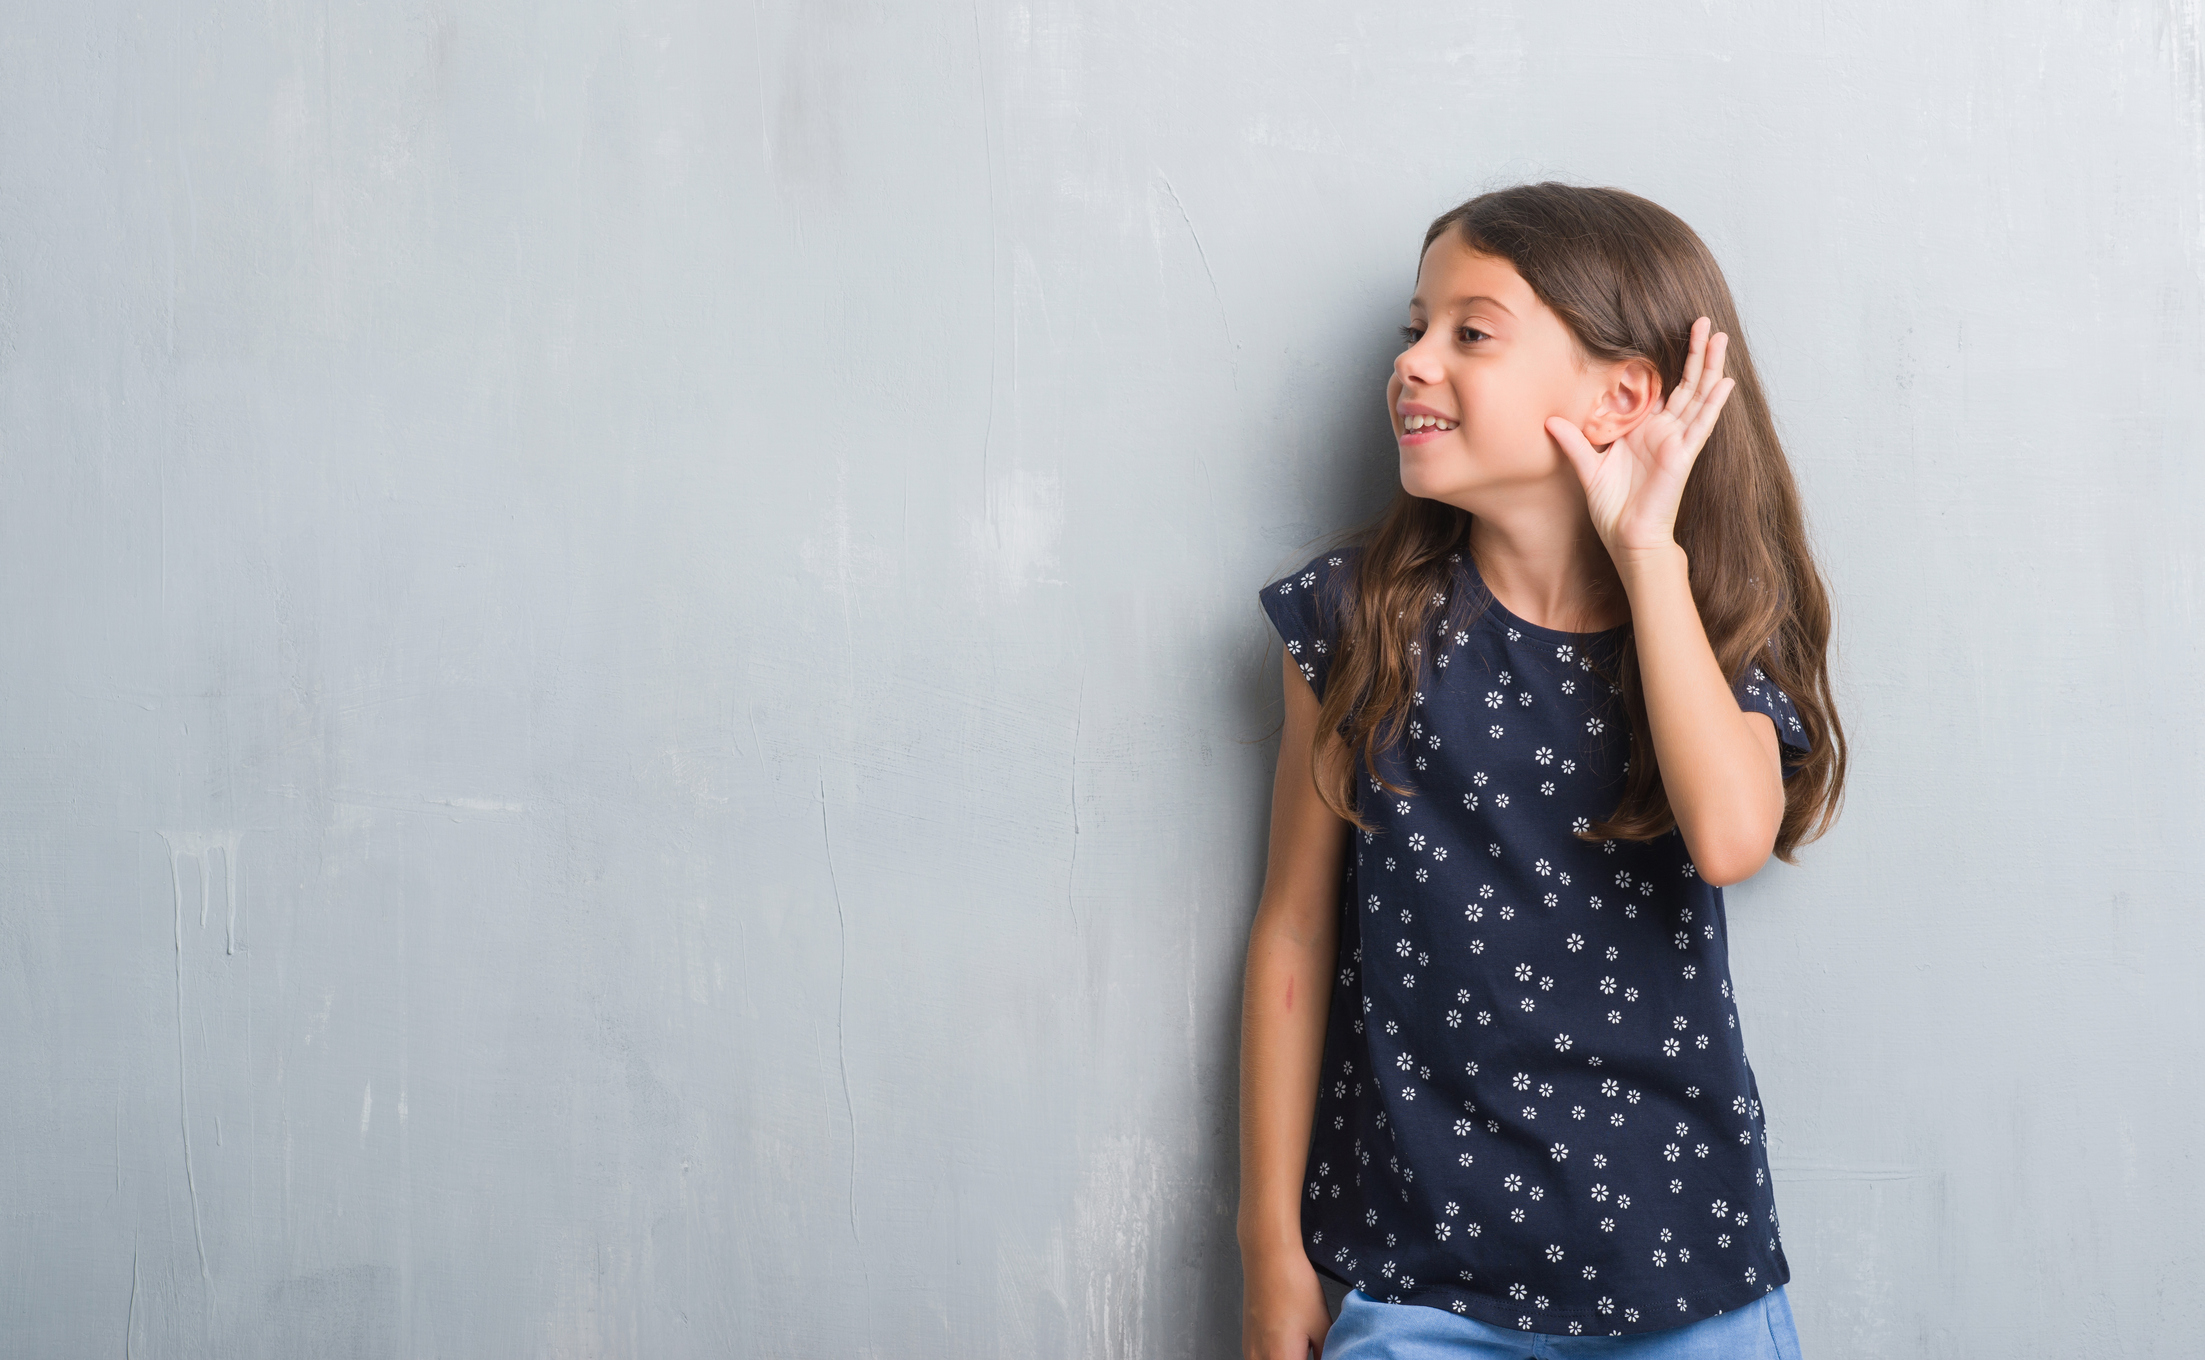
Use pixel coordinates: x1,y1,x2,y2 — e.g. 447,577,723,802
1408,294,1516,318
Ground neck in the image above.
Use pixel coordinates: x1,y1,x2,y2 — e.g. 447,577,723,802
1465,499,1626,634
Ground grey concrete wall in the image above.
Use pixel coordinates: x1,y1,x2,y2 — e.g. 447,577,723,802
2,1,2199,1355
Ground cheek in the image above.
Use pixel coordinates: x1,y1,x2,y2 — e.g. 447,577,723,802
1464,383,1533,443
1449,396,1548,474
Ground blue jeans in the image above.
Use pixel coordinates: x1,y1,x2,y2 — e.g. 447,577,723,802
1320,1286,1803,1360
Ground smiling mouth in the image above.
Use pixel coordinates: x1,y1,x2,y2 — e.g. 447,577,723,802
1401,414,1458,432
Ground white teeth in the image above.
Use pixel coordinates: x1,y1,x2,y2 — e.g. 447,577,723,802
1404,414,1456,431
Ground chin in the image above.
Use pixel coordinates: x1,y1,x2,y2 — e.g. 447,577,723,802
1398,458,1471,504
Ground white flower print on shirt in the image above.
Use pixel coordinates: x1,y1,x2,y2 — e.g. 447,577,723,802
1258,551,1790,1336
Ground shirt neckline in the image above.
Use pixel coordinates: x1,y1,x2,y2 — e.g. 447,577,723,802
1457,555,1630,644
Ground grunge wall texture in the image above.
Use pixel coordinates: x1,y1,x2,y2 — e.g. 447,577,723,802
3,1,2201,1355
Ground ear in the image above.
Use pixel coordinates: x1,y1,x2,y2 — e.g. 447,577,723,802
1575,357,1664,448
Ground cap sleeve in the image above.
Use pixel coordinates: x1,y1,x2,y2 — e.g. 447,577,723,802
1732,652,1812,775
1259,550,1351,703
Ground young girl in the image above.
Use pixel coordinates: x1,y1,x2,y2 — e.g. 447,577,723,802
1238,183,1846,1359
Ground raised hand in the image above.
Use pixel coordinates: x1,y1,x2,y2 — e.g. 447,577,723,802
1544,316,1736,561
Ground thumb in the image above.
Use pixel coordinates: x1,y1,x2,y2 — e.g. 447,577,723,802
1545,415,1604,490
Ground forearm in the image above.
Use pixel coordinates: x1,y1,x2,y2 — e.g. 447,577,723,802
1617,544,1783,884
1237,905,1338,1260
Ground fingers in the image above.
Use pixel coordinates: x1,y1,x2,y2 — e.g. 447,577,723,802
1681,376,1736,451
1670,317,1709,413
1670,319,1730,419
1704,328,1730,387
1696,331,1730,413
1675,326,1728,432
1544,414,1606,490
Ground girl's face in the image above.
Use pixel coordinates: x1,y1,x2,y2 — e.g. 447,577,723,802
1387,231,1622,512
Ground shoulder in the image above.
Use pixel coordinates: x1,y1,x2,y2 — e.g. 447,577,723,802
1260,540,1364,601
1258,541,1365,699
1729,653,1811,759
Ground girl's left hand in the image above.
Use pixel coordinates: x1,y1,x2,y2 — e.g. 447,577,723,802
1545,316,1736,561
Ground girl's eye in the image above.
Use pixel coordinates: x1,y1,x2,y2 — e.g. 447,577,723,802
1397,323,1488,346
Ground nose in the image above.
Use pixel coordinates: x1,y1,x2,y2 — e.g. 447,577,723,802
1394,333,1443,390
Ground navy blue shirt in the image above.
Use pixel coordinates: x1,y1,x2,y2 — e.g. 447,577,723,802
1259,544,1811,1337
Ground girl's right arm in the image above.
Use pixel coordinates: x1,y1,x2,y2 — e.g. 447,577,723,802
1239,648,1353,1360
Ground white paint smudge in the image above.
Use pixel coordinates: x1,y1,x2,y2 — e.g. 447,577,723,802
155,830,221,1286
1059,1133,1167,1359
966,467,1066,594
159,829,243,953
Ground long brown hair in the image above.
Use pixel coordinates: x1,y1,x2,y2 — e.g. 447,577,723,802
1303,182,1846,862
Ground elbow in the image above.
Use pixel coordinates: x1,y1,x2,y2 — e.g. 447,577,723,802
1687,833,1776,888
1695,853,1768,888
1681,794,1784,887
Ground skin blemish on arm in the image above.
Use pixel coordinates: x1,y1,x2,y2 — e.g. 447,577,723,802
1285,976,1295,1011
